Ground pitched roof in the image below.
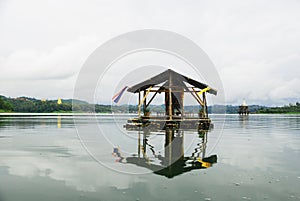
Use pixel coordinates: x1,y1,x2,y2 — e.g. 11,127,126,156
127,69,217,95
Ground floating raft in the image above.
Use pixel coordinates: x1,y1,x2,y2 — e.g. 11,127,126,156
125,116,212,131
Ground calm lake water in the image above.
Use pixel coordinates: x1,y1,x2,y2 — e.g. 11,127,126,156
0,114,299,201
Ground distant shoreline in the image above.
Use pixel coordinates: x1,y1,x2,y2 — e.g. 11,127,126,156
1,95,299,114
0,113,299,116
0,113,135,116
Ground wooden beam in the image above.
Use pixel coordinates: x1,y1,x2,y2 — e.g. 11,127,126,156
182,84,203,106
138,89,205,93
192,88,204,106
146,90,159,108
146,89,185,93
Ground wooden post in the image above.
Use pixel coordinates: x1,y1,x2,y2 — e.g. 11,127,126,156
168,72,173,120
143,90,147,116
181,90,184,117
138,91,141,117
169,89,172,120
202,92,208,118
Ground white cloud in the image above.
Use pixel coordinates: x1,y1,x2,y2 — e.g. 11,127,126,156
221,54,300,105
0,36,100,98
0,0,299,105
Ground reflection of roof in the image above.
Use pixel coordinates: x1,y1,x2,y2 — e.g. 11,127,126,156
126,154,217,178
127,69,217,95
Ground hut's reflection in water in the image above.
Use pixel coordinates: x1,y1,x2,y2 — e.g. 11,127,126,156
114,127,217,178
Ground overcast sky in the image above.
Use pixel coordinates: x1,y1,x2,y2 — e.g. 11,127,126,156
0,0,299,106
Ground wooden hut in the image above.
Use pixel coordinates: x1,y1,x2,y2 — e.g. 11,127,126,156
125,69,217,130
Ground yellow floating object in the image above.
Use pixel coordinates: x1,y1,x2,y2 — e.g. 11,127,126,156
197,158,211,168
57,98,62,105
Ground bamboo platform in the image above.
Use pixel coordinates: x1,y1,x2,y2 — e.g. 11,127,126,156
125,116,212,131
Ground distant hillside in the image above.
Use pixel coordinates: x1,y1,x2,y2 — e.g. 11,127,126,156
61,99,89,105
183,104,266,114
1,95,298,114
0,95,111,113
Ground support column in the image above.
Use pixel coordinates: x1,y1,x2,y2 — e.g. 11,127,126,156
168,71,173,120
180,90,184,117
202,92,208,118
168,89,172,120
138,91,141,117
143,90,147,116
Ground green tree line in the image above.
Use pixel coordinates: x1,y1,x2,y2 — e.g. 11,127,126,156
0,96,13,112
0,96,112,113
257,102,300,114
1,95,299,114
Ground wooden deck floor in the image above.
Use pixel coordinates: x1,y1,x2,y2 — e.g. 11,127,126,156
125,116,212,131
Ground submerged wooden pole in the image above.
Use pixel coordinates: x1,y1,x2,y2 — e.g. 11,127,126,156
138,129,141,158
165,128,173,166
